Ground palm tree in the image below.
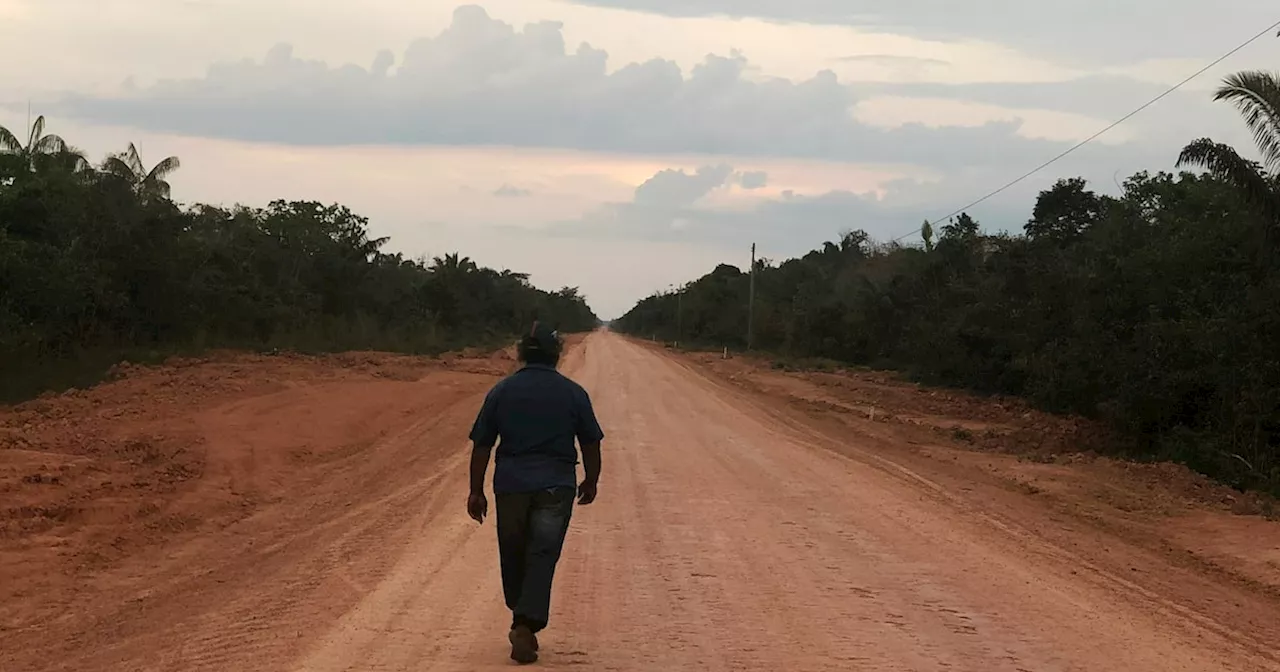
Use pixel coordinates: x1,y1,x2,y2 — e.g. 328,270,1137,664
1177,70,1280,220
103,142,181,201
0,115,85,172
424,253,479,326
0,115,67,162
430,253,477,276
39,145,91,175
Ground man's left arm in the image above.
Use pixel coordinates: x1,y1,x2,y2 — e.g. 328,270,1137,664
574,387,605,505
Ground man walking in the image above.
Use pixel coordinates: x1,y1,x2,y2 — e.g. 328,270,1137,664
466,323,604,664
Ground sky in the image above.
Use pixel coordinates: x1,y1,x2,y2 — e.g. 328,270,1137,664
1,1,1277,318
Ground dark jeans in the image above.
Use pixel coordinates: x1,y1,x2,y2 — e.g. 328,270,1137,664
496,486,575,634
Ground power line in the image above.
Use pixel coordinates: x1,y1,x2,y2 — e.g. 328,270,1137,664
893,18,1280,245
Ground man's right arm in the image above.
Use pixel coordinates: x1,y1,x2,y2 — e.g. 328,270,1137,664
466,385,502,521
468,385,502,470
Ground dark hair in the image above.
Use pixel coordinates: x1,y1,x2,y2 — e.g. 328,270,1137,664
518,337,561,367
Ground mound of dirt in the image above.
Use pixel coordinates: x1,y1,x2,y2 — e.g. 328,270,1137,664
0,348,502,634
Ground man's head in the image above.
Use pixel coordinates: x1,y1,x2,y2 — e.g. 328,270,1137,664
518,322,562,367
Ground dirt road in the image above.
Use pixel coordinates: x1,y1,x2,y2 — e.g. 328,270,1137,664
4,332,1279,671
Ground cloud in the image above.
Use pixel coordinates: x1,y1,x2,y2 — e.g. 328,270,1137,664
534,146,1185,259
541,165,929,246
829,54,950,80
47,4,1120,170
634,164,733,206
494,183,533,197
557,0,1280,65
832,55,949,67
737,170,768,189
857,75,1265,152
865,76,1205,123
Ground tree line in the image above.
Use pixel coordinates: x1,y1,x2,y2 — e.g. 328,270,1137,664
0,117,598,401
615,68,1280,494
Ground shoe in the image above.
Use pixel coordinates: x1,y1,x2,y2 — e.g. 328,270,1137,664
509,625,539,664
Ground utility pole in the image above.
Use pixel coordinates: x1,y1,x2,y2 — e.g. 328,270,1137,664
677,284,683,348
747,243,756,351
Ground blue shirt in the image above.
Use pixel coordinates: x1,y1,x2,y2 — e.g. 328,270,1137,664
469,364,605,495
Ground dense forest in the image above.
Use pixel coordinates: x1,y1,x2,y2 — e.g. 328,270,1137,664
0,118,598,401
616,69,1280,494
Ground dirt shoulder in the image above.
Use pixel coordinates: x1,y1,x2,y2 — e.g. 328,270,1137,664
651,343,1280,596
0,345,518,655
